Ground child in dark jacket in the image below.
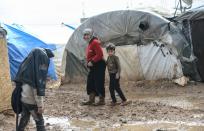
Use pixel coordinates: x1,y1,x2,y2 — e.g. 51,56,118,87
106,43,128,106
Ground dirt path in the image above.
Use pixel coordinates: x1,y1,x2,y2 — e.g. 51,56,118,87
1,80,204,130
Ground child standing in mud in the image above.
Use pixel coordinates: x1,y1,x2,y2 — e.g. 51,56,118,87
106,43,128,106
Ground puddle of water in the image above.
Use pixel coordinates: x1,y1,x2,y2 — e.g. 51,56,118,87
188,126,204,131
93,121,204,131
44,116,71,130
44,116,97,130
70,119,97,128
41,116,204,131
193,114,204,119
45,116,69,125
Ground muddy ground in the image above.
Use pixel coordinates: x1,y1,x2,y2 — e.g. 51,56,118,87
1,80,204,131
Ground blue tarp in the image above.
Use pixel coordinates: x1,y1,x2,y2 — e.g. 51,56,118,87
62,23,76,30
1,24,57,80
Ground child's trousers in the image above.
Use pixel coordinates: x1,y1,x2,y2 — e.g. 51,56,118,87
18,103,45,131
109,73,126,103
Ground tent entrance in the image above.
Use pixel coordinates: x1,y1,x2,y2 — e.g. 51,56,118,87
191,19,204,81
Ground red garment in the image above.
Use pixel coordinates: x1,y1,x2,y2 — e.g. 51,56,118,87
86,38,103,63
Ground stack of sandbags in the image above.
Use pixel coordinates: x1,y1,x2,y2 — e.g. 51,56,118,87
0,27,12,112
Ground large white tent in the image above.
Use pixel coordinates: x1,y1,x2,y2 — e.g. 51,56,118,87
62,10,195,83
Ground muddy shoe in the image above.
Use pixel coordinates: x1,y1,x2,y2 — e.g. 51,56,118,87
94,101,105,106
120,100,131,106
108,102,117,106
94,97,105,106
81,101,94,105
81,93,95,106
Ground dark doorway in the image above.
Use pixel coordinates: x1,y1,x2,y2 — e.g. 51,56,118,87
191,19,204,81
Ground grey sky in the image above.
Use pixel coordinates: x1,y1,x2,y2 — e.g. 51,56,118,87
0,0,176,25
1,0,201,44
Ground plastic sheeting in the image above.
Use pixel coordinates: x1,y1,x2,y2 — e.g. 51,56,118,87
62,10,190,82
1,24,57,80
175,6,204,21
103,43,183,81
138,42,183,80
174,6,204,81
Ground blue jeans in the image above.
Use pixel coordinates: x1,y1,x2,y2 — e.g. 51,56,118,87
18,103,45,131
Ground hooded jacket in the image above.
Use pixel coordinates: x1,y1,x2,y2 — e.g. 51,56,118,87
15,48,52,96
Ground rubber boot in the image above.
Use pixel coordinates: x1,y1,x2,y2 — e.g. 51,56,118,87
94,96,105,106
81,93,95,105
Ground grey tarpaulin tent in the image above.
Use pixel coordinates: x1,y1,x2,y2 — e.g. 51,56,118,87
175,6,204,81
62,10,194,83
